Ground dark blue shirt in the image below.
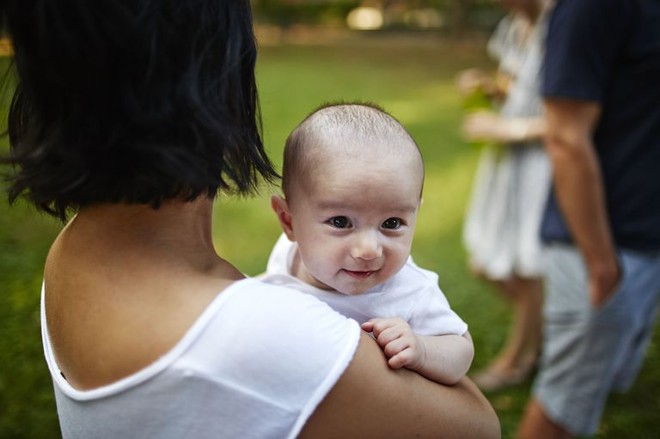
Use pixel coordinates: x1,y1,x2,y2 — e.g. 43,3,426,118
541,0,660,250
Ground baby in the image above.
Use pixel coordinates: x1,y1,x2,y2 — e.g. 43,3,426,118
262,103,473,385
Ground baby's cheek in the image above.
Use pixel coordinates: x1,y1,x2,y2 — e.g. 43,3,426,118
391,251,410,272
313,259,341,283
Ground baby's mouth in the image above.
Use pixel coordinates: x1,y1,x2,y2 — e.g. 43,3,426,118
343,269,377,279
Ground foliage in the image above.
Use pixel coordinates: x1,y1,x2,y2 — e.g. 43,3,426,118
252,0,503,34
1,36,658,439
0,56,63,436
253,0,359,27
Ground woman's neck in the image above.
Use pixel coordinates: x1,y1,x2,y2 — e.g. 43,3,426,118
67,197,225,273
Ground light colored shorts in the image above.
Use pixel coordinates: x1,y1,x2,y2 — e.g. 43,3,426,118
533,243,660,436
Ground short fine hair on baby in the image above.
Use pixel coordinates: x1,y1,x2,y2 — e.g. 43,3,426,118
281,102,423,199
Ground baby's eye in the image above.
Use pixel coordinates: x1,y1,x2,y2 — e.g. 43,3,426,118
382,218,402,230
328,216,352,229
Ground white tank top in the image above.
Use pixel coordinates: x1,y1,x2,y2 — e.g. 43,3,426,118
42,278,360,439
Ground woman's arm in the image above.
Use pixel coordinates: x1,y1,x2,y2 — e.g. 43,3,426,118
462,113,545,145
299,331,500,439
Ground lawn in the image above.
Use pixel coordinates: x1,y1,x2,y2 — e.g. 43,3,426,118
1,32,658,438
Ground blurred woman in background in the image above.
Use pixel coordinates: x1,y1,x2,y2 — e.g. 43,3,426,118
459,0,551,392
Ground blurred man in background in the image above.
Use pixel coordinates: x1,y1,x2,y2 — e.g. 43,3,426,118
517,1,660,438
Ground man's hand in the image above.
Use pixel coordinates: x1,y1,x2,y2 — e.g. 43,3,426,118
588,255,622,308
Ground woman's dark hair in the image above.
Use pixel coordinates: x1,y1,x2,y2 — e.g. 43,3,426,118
0,0,278,220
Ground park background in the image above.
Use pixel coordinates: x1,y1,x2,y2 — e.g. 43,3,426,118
1,1,658,438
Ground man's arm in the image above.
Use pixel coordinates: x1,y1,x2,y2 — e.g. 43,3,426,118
299,331,500,439
543,99,621,307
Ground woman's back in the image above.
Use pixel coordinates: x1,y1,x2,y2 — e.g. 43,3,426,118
43,201,238,389
43,202,365,439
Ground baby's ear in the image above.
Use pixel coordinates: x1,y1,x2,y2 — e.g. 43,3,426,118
271,195,295,241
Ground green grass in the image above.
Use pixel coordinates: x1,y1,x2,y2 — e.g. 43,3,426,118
1,35,658,438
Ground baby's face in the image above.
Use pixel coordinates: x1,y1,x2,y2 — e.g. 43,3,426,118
288,150,422,295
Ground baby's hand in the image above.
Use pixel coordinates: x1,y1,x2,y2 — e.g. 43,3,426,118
361,317,426,371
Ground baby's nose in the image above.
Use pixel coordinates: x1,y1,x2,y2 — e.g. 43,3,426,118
350,231,382,260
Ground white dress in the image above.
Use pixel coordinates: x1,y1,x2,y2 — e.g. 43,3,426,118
463,13,551,280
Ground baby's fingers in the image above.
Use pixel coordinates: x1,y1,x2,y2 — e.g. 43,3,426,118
360,320,376,333
388,348,418,370
361,317,401,338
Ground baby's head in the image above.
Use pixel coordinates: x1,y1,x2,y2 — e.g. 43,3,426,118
271,103,425,295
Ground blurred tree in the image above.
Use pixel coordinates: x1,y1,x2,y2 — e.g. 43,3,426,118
447,0,475,37
252,0,500,35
